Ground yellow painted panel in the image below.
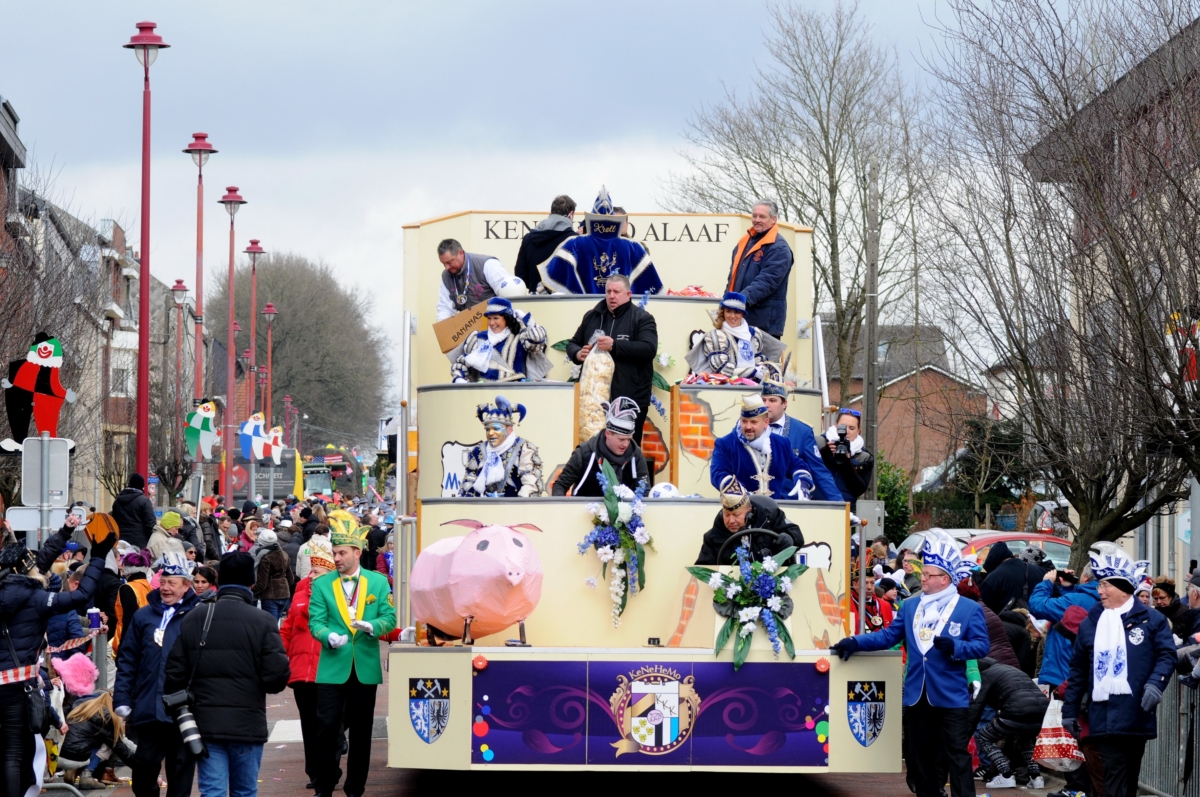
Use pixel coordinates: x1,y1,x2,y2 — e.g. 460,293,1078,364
387,647,473,769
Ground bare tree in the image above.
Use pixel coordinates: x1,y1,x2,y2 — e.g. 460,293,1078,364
665,0,920,392
206,253,389,448
923,0,1195,566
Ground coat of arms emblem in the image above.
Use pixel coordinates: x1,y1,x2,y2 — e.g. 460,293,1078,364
609,666,700,757
847,681,886,747
409,678,450,744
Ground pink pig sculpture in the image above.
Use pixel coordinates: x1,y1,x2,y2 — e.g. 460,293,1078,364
411,520,543,641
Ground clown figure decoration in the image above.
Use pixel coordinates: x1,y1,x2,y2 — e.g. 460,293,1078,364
1,333,77,451
685,291,786,381
451,298,552,383
462,396,544,498
184,400,220,461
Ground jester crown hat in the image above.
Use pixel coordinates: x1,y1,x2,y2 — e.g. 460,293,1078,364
922,530,972,584
1088,541,1149,586
328,508,369,549
584,185,627,237
760,362,788,399
719,475,750,511
476,395,526,426
741,393,769,419
156,551,193,580
604,396,639,435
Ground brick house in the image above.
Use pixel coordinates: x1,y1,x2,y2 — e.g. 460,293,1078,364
824,320,988,485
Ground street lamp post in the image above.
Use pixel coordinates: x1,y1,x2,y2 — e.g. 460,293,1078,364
183,133,215,407
244,240,264,418
123,21,169,480
262,303,277,424
171,279,188,460
283,394,293,447
218,187,246,506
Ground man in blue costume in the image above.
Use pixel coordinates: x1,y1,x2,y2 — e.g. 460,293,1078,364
461,396,544,497
709,394,808,500
759,365,840,501
539,187,663,296
832,530,990,797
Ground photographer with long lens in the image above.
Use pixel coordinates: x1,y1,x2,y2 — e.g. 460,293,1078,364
114,552,202,797
819,408,875,511
0,512,113,797
165,551,290,797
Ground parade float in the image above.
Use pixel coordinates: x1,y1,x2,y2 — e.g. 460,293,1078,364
387,204,902,772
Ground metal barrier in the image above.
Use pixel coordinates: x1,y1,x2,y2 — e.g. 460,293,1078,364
1140,677,1200,797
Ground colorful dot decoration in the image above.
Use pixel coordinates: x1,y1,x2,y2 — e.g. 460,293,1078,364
479,742,496,762
482,705,491,715
473,720,489,737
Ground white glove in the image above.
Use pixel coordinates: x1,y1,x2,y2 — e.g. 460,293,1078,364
787,480,810,500
971,681,982,700
114,706,131,718
65,389,77,403
351,620,374,636
327,632,350,649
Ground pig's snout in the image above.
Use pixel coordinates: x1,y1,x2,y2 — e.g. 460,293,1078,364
505,563,525,586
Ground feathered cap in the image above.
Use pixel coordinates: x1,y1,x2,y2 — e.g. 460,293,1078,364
476,395,526,427
604,397,640,436
583,186,626,238
156,551,193,580
1088,541,1148,592
922,530,972,585
328,509,368,550
483,297,516,318
740,394,768,419
719,291,748,313
760,362,788,399
718,475,750,512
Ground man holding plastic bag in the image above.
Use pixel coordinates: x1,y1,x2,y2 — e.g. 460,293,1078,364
1062,543,1175,797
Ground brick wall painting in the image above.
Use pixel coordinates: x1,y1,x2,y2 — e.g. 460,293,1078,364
678,393,717,461
640,417,669,475
675,390,746,497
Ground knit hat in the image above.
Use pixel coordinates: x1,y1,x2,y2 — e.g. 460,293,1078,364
878,577,898,593
718,475,749,512
122,549,153,578
604,397,639,436
127,473,145,490
258,529,278,546
1135,576,1154,596
219,552,256,586
740,394,768,419
719,291,747,313
483,297,516,318
55,653,98,697
299,507,312,520
308,536,335,572
160,511,182,531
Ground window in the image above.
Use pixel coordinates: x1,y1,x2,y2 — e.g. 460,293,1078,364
1042,542,1072,569
111,368,130,397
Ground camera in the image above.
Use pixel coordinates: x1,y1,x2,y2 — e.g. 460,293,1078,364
162,690,206,758
833,424,851,462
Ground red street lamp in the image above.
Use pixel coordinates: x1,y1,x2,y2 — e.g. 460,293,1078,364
244,239,264,418
218,186,246,505
171,279,188,457
261,302,277,424
123,21,169,480
283,394,293,448
183,133,216,408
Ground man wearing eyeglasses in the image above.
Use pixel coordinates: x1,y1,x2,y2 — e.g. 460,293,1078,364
819,408,875,511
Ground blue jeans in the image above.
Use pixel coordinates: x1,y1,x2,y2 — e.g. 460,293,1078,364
197,741,263,797
260,598,287,621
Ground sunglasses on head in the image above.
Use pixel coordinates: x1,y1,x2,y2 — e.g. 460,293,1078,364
838,408,862,418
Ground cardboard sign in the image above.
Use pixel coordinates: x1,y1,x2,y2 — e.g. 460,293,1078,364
433,301,488,353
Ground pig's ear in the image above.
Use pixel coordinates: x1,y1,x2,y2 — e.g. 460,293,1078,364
510,523,542,533
441,519,484,530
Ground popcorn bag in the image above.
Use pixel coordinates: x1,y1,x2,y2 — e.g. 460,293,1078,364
1033,698,1084,772
578,329,614,442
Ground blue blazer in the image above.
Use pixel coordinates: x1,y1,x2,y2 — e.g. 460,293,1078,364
1063,599,1175,738
710,429,801,499
855,594,990,708
769,415,841,502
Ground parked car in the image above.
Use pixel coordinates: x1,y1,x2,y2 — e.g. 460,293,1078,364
897,529,1072,570
897,529,978,559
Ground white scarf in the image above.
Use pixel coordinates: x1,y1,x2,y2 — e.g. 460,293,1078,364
825,425,865,455
1093,594,1135,702
912,583,959,655
464,328,511,373
724,322,755,370
471,432,518,495
737,429,772,495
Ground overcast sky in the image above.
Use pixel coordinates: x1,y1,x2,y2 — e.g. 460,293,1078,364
1,0,936,355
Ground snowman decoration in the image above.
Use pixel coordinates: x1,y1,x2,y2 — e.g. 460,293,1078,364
1,334,77,452
185,400,220,461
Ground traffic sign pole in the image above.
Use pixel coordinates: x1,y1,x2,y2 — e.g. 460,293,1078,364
39,432,50,547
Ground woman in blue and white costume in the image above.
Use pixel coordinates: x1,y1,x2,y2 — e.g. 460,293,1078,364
685,291,785,381
451,297,553,383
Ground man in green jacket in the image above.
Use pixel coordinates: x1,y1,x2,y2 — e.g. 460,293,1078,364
309,510,396,797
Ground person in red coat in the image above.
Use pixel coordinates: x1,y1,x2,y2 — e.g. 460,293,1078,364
281,538,335,789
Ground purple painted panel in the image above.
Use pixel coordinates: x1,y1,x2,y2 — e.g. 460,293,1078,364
469,660,588,766
690,662,830,767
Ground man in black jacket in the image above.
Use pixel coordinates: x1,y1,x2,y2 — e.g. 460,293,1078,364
565,274,658,445
980,542,1043,614
552,397,648,497
164,552,290,797
695,476,804,565
967,657,1050,789
110,473,157,549
514,195,577,293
